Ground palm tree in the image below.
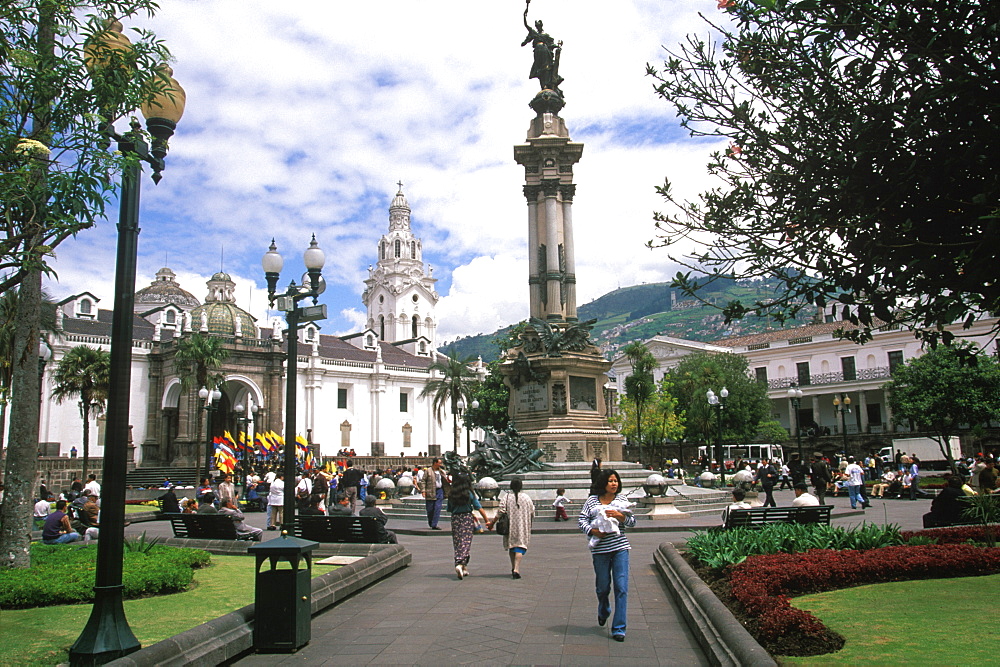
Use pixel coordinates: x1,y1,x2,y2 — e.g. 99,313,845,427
51,345,110,479
421,350,477,453
622,341,657,465
173,333,229,447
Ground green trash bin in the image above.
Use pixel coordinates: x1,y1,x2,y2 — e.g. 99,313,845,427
248,534,319,652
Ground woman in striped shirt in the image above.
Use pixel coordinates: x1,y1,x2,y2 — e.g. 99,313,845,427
578,468,636,642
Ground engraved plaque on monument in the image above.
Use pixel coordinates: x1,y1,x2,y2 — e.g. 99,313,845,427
517,382,548,412
569,376,597,411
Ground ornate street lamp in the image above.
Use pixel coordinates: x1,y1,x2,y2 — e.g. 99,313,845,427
834,393,852,454
71,22,185,665
262,237,326,531
706,387,729,486
199,386,222,482
787,383,804,465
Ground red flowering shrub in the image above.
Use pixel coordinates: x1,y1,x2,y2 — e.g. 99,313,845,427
729,545,1000,648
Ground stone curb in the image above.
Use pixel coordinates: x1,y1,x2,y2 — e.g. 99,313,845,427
106,544,410,666
653,543,776,667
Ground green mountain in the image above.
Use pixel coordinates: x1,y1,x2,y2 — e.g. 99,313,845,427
438,278,817,362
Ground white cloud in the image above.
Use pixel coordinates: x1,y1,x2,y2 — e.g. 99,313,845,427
47,0,728,342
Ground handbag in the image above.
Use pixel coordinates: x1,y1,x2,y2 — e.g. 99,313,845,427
495,513,509,536
495,494,511,535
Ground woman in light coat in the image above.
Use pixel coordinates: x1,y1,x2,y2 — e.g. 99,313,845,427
490,477,535,579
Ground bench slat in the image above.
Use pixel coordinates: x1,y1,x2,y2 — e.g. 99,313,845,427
293,516,384,543
724,505,832,529
167,513,242,540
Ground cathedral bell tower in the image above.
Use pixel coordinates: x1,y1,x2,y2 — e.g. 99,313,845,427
362,184,439,346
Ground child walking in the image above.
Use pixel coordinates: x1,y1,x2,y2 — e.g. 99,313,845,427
553,488,569,521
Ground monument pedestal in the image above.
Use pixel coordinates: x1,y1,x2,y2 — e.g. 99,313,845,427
501,335,622,464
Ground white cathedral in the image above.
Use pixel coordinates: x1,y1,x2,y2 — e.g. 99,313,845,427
35,186,478,467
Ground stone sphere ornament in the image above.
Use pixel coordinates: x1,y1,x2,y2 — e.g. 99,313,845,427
374,477,396,498
396,473,414,496
698,471,717,486
476,476,500,500
643,473,667,497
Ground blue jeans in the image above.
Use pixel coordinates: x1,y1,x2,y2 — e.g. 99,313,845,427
847,483,863,509
592,548,629,636
43,532,81,545
425,489,443,528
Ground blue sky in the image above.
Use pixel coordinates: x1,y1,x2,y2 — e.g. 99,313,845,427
47,0,730,344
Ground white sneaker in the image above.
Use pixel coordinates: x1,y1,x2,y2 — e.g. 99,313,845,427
462,566,470,577
455,565,464,580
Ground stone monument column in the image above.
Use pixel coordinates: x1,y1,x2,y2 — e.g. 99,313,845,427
501,7,622,463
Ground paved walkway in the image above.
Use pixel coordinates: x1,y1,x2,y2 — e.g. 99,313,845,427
235,528,709,666
123,488,934,666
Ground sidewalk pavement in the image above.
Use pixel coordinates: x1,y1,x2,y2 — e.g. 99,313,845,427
122,489,936,666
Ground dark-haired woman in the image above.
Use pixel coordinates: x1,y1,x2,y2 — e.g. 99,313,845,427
579,468,635,642
447,473,489,580
490,477,535,579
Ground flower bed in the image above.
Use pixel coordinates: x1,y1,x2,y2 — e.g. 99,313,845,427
726,544,1000,655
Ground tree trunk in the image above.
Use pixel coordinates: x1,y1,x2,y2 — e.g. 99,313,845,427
0,270,42,568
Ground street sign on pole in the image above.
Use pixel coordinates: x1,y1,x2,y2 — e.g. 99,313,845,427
297,304,327,322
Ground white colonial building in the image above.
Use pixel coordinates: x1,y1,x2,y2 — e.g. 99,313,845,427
33,187,463,468
610,310,1000,452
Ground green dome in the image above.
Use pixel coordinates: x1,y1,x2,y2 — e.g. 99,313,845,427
188,301,258,338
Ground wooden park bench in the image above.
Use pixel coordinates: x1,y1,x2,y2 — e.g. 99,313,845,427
166,513,254,540
724,505,833,530
292,515,385,543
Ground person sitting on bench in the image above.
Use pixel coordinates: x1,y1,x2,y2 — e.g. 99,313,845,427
791,482,820,506
358,494,398,544
328,492,353,516
721,488,752,525
219,498,263,540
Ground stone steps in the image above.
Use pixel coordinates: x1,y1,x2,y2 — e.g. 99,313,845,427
127,466,200,488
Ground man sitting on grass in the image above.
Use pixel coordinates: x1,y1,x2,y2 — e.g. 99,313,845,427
42,500,81,545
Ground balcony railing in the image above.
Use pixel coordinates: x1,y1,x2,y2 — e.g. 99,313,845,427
767,366,892,390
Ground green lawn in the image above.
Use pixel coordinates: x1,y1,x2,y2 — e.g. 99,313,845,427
0,555,338,666
782,574,1000,665
124,504,158,514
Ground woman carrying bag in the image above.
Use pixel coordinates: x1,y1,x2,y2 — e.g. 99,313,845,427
447,473,490,579
489,477,535,579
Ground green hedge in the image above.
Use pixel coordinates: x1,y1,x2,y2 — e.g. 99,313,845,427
686,523,906,568
0,544,211,609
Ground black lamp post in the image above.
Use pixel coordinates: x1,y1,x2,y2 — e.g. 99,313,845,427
199,385,222,483
706,387,728,486
262,237,326,531
834,393,852,454
70,26,185,665
787,383,804,464
37,339,51,424
457,398,479,455
234,401,258,500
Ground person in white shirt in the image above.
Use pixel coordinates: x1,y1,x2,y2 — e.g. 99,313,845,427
791,482,820,506
721,488,753,525
34,495,52,528
844,456,869,510
83,474,101,498
267,472,286,530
